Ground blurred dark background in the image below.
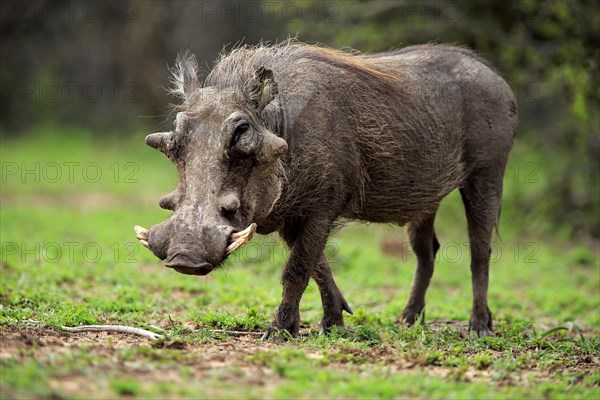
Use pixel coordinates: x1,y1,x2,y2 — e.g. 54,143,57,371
0,0,598,238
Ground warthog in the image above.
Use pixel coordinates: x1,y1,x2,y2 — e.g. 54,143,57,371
135,42,517,338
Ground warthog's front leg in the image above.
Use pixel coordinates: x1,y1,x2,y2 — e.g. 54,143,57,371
267,259,310,338
263,217,342,339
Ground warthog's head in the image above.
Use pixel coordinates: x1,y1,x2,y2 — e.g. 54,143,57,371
135,54,287,275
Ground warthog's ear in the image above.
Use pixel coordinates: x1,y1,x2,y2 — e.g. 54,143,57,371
244,67,278,112
170,52,199,101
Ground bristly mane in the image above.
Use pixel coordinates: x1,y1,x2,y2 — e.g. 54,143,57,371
200,40,404,95
169,40,409,116
169,51,199,102
171,40,491,108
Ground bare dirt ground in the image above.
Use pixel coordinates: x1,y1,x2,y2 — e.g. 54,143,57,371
2,324,598,398
1,326,283,398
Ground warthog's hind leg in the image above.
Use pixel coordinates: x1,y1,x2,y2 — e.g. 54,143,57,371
400,213,439,326
460,170,504,337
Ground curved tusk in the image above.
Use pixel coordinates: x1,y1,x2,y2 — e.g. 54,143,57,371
134,225,149,241
134,226,150,249
231,223,257,240
226,223,257,255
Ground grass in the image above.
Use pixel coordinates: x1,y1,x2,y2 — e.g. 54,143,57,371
1,130,599,399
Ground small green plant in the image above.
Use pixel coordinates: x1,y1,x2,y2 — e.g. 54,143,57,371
426,350,444,366
474,352,494,370
352,325,381,345
110,378,141,396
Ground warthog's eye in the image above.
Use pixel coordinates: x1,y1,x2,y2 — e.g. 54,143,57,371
230,122,249,148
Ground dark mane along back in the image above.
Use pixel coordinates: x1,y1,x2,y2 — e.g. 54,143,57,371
204,41,405,94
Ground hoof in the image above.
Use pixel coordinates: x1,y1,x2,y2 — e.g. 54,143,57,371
469,307,493,337
400,306,425,326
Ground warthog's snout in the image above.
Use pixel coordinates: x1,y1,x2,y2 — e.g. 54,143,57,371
134,222,257,276
164,253,213,276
